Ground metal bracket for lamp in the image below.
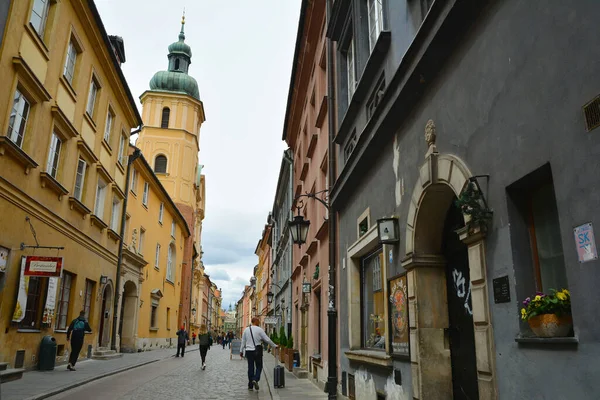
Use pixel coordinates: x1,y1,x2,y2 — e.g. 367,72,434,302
289,189,330,248
468,175,491,209
20,217,64,251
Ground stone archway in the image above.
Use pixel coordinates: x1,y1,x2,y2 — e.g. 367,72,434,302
98,282,113,348
119,281,139,353
402,121,497,400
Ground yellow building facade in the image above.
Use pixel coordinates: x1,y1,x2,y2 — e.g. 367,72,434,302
0,0,141,368
117,151,190,352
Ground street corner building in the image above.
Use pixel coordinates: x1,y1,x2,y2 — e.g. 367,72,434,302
0,0,141,368
327,0,600,399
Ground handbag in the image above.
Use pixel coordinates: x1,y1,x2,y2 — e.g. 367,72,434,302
249,326,263,357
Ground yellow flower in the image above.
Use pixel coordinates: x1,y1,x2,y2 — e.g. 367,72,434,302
562,289,570,296
534,295,542,302
520,308,527,320
557,292,566,301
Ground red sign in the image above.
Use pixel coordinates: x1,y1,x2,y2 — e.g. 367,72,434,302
24,256,63,277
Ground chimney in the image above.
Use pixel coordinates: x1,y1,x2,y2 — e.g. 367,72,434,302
108,35,126,66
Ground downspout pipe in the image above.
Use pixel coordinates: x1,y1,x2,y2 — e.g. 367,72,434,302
111,138,142,351
326,0,338,397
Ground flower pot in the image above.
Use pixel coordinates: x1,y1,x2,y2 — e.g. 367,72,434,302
279,347,286,363
286,349,294,371
528,314,573,338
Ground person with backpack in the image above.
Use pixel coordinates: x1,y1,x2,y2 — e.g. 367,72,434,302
198,324,212,370
240,317,277,391
176,326,189,357
66,310,92,371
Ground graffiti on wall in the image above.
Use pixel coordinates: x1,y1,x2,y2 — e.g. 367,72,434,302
452,269,472,316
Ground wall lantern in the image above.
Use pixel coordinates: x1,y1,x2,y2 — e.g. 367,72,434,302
192,307,196,316
100,275,108,284
289,215,310,247
302,281,312,294
377,217,400,244
267,291,274,304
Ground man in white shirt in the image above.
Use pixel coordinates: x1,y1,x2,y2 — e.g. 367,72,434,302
240,317,277,391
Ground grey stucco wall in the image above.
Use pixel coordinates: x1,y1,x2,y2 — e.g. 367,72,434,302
336,0,600,398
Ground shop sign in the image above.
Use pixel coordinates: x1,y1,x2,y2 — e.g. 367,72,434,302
24,256,63,277
573,223,598,263
388,274,410,358
264,316,278,325
0,246,9,273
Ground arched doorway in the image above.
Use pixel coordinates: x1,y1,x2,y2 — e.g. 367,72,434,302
119,281,138,353
98,283,113,348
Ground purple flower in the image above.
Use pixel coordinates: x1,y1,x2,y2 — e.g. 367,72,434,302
536,292,546,297
523,297,531,306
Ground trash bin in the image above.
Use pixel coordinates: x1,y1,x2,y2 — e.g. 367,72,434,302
38,335,57,371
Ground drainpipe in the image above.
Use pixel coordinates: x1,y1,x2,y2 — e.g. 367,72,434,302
111,131,143,351
326,0,338,397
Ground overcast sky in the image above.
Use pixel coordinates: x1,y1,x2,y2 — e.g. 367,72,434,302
95,1,300,309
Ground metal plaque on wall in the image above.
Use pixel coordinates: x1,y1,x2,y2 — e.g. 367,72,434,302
492,275,510,304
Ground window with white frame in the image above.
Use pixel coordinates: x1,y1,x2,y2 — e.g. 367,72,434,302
130,169,139,193
63,39,78,85
361,248,385,350
142,182,149,206
110,196,121,231
83,279,94,321
73,158,87,201
55,271,74,330
166,244,174,282
30,0,50,38
159,202,164,224
94,178,107,219
104,110,114,144
7,89,30,148
46,132,62,178
86,79,98,118
139,228,145,254
367,0,384,51
155,243,161,269
118,133,127,166
347,37,356,103
171,220,176,237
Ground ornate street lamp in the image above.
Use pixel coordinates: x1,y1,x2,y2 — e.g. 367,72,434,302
192,307,196,317
289,215,310,247
267,290,274,304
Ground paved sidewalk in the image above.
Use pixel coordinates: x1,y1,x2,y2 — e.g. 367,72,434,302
262,351,327,400
0,345,198,400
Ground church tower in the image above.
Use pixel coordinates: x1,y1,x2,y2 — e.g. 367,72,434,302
137,15,206,330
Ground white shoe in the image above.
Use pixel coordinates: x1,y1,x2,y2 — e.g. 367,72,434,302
202,363,206,370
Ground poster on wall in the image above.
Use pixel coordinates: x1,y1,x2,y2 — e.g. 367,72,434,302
388,273,410,358
43,277,58,325
12,257,29,323
573,223,598,263
0,246,9,273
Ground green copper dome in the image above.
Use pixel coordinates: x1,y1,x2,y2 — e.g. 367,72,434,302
149,15,200,100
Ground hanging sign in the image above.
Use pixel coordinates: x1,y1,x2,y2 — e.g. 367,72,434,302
573,223,598,263
12,257,29,323
264,316,278,325
24,256,63,277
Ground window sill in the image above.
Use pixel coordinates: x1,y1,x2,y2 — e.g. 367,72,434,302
149,327,158,332
51,106,79,139
142,204,148,210
40,172,69,200
154,267,160,271
101,139,113,155
59,75,77,102
12,56,52,103
54,329,68,333
107,228,121,242
90,214,108,231
0,136,39,174
24,23,50,61
17,329,42,333
165,279,175,286
116,161,125,174
69,196,91,218
84,112,97,132
77,139,99,163
345,349,392,368
130,190,137,198
515,335,579,345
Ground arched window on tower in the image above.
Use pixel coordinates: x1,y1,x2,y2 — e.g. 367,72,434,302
161,107,170,128
155,155,167,174
175,59,180,70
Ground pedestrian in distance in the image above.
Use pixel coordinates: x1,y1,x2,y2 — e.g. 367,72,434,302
240,317,277,391
66,310,92,371
222,332,227,349
176,326,189,357
198,324,213,370
192,331,196,345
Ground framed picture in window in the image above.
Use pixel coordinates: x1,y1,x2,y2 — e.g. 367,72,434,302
388,273,410,359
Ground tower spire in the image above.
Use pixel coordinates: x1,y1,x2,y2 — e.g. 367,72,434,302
179,9,186,40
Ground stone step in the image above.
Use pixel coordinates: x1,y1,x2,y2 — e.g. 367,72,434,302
293,367,309,379
93,349,116,356
0,362,9,371
0,368,25,383
92,353,123,360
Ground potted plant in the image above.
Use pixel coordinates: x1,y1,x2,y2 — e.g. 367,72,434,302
521,288,572,337
286,335,294,371
278,326,287,363
455,181,493,233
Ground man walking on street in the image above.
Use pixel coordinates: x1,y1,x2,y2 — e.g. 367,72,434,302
66,310,92,371
176,326,188,357
240,317,277,391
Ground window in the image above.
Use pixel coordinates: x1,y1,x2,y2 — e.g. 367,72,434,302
171,220,176,238
154,155,167,173
175,59,180,70
94,178,107,219
142,182,149,206
30,0,50,37
155,243,161,269
359,217,369,237
55,272,73,330
19,276,45,329
151,305,158,328
63,39,78,85
7,89,30,148
167,307,171,329
118,133,127,166
104,110,113,144
83,280,94,321
366,75,386,120
361,249,385,350
166,244,174,282
367,0,384,51
110,196,121,231
46,132,62,178
158,202,164,223
346,38,356,103
86,79,98,117
73,158,87,201
139,228,145,254
161,108,170,128
130,169,138,194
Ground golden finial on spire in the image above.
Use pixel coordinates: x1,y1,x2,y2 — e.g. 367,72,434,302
182,8,186,25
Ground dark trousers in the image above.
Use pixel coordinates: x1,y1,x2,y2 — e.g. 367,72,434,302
69,338,83,366
199,345,209,363
192,338,196,345
177,343,185,356
222,340,226,349
246,350,263,386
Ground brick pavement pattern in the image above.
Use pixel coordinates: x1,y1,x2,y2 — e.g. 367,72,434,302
261,351,328,400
